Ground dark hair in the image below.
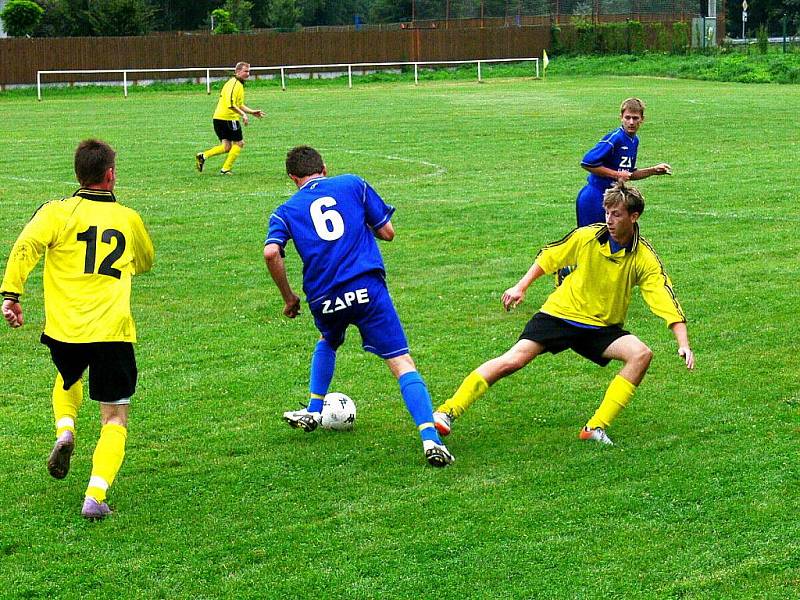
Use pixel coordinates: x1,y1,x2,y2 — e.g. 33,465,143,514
286,146,324,178
74,139,115,186
602,181,645,215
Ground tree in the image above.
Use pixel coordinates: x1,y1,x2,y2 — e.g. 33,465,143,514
85,0,157,36
212,7,238,32
1,0,45,36
224,0,253,31
261,0,301,29
369,0,411,23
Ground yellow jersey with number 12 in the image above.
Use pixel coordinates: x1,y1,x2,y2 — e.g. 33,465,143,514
1,189,154,343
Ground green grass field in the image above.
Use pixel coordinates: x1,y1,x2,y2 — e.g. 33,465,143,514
1,73,798,599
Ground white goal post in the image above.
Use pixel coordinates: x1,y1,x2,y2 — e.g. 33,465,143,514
36,57,539,100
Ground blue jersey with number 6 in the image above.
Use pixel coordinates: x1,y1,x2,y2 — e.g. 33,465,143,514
265,175,395,303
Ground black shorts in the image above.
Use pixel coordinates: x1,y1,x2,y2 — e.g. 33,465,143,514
41,334,137,403
213,118,243,142
519,312,629,366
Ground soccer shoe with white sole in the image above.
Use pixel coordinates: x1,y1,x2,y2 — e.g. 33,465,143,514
47,430,75,480
579,426,614,445
81,497,112,521
219,169,233,176
283,408,321,432
423,440,455,467
195,153,205,172
432,411,452,437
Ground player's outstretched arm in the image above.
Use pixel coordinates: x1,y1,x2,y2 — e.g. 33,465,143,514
631,163,672,179
263,243,301,318
2,298,23,328
502,263,545,311
585,165,632,182
242,105,264,119
669,321,694,370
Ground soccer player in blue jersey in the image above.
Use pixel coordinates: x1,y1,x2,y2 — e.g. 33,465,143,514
263,146,454,467
558,98,673,284
575,98,672,227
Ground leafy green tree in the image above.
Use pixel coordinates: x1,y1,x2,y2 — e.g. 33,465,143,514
369,0,411,23
224,0,253,31
212,7,238,32
1,0,44,36
85,0,156,36
261,0,301,28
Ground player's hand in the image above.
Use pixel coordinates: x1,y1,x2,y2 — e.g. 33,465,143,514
242,113,250,126
283,294,301,319
678,346,695,370
655,163,672,176
2,299,23,328
616,170,632,182
502,286,525,311
253,110,265,118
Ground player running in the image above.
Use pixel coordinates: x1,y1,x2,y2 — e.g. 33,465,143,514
264,146,453,467
196,61,264,175
433,182,694,445
2,139,154,520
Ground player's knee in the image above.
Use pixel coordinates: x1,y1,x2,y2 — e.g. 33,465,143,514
632,344,653,372
236,141,245,149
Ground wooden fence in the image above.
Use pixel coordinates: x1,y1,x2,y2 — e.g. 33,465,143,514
0,27,551,86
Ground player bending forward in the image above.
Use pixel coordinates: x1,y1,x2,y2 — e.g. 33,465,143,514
434,182,694,445
264,146,453,467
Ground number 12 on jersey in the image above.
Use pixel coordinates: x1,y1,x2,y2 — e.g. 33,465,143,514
77,225,126,279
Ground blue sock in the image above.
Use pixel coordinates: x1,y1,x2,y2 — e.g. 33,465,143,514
309,339,336,413
398,371,441,444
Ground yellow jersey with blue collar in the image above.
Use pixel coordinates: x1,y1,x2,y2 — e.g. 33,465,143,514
534,224,685,328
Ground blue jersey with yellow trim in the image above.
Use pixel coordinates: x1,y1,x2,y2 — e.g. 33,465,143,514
266,174,395,302
581,127,639,190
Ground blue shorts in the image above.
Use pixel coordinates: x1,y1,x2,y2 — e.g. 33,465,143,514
309,273,409,359
575,183,607,227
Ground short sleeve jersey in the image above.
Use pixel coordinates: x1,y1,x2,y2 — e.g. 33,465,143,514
265,175,395,303
1,189,155,343
213,77,244,121
581,127,639,189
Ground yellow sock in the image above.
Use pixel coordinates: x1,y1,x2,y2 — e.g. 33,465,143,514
203,144,227,159
436,370,489,419
586,375,636,430
221,145,242,171
85,424,127,503
53,373,82,437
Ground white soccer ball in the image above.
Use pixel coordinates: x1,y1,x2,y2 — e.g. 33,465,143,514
320,392,357,431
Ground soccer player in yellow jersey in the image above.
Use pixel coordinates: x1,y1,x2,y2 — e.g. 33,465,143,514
433,182,694,446
1,139,154,520
196,61,264,175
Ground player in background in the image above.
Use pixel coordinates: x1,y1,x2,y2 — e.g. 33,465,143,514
264,146,454,467
196,61,264,175
433,182,694,445
1,139,154,520
560,98,672,283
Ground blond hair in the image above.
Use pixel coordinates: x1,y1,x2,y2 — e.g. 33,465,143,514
603,181,645,215
620,97,645,116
